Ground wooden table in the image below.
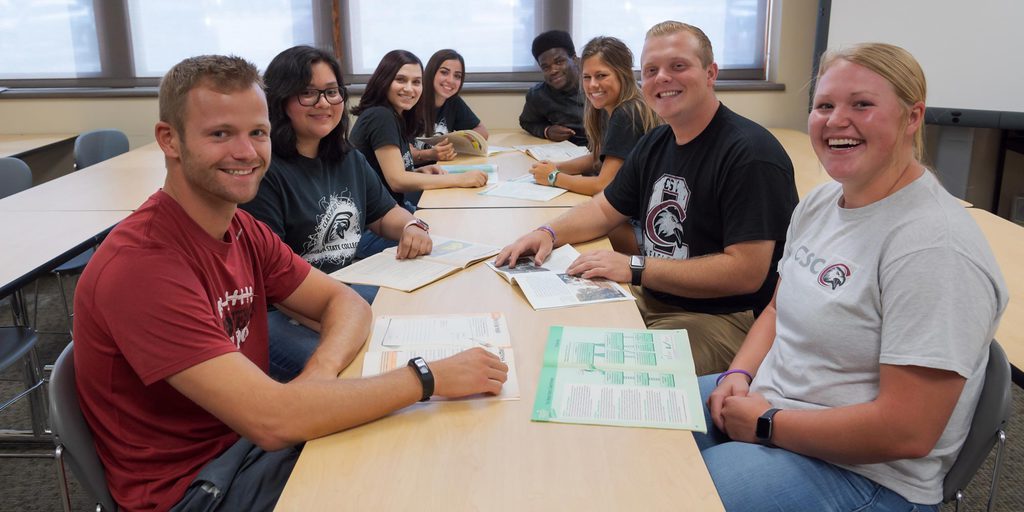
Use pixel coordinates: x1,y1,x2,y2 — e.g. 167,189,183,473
276,208,724,512
967,208,1024,382
0,133,78,185
418,131,591,209
0,142,164,211
0,133,77,159
0,210,129,298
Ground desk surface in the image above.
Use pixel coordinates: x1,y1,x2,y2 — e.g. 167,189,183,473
276,208,724,512
0,133,77,159
967,208,1024,373
0,142,164,211
0,210,128,297
418,131,592,209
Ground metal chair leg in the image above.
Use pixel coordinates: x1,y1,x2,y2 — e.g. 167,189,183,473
986,430,1007,512
54,272,74,337
54,444,72,512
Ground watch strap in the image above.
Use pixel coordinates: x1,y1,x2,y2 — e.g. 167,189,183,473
403,218,429,232
629,256,645,286
547,169,561,186
407,357,434,401
756,407,781,446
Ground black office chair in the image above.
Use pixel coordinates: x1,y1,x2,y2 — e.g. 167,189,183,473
50,342,118,512
942,340,1013,512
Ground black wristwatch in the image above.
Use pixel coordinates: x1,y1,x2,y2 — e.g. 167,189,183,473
407,357,434,402
629,255,646,286
755,408,781,447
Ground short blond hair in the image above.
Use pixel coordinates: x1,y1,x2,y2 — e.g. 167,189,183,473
159,55,263,135
645,21,714,68
817,43,927,160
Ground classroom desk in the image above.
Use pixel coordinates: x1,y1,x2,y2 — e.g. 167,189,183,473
0,133,78,185
417,130,592,209
0,142,164,211
276,208,724,512
967,208,1024,383
0,210,128,299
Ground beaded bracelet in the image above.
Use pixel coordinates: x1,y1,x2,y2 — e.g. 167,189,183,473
715,369,753,386
535,225,557,245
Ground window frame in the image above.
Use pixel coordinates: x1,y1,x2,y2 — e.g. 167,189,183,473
0,0,773,92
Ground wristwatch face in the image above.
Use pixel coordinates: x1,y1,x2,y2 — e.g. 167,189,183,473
547,170,559,185
755,416,772,441
630,255,645,269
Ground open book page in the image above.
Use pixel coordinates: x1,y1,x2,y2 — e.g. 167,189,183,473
329,254,459,292
486,145,512,156
531,326,705,431
417,130,487,156
387,235,499,268
479,174,568,202
439,164,498,185
362,345,520,401
513,140,590,162
486,245,634,310
368,312,511,351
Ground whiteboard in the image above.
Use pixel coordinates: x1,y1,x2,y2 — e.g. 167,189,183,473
826,1,1024,116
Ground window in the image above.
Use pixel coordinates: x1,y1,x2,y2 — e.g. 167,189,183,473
0,0,101,79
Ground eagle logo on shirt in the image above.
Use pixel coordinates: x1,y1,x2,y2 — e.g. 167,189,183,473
644,175,691,259
818,263,852,290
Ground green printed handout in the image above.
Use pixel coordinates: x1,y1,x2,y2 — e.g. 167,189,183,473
531,326,707,432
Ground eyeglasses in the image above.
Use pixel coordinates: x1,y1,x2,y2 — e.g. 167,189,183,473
296,87,346,106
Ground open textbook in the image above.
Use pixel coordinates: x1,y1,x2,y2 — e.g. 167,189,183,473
417,129,488,157
439,164,498,184
531,326,705,432
479,174,568,202
361,313,520,401
330,236,499,292
514,140,590,162
485,245,633,310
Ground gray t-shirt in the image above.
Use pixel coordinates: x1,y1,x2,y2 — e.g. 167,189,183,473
751,171,1007,504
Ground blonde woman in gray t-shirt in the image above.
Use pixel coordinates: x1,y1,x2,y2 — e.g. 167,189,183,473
694,43,1007,511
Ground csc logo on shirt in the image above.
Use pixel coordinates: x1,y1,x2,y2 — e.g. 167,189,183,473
793,245,852,290
644,175,691,259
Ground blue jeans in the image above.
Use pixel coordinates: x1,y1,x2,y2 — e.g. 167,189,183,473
694,374,939,512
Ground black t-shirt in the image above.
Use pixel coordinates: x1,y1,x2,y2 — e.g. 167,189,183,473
433,96,480,135
350,105,415,204
518,82,587,146
599,98,650,163
240,149,396,274
604,103,798,315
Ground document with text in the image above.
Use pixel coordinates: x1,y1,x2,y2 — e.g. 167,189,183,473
330,236,499,292
478,174,568,202
531,326,705,432
513,140,590,162
361,313,520,401
485,245,634,310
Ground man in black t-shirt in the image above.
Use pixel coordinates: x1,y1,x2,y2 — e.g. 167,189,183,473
498,22,798,375
519,30,587,146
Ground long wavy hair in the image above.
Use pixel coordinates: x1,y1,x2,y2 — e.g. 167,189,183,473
580,36,661,160
264,45,350,162
351,50,424,140
420,49,466,136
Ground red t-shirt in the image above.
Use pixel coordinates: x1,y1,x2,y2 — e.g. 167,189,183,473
74,191,311,511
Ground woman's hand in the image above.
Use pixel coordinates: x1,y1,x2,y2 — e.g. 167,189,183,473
415,165,448,175
708,372,752,433
530,161,557,185
455,170,488,188
720,392,772,443
432,139,456,161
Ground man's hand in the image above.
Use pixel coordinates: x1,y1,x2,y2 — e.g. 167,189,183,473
429,347,509,398
455,170,488,188
432,139,456,161
566,250,630,282
708,372,752,432
395,223,432,260
545,124,575,142
530,161,557,185
495,229,554,268
415,164,448,175
720,392,773,443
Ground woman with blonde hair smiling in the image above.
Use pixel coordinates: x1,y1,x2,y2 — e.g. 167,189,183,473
695,43,1006,511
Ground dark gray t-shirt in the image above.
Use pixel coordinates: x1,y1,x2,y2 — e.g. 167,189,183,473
241,150,396,274
350,105,415,204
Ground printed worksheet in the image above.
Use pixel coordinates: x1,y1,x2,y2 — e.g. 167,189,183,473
486,245,634,310
362,344,520,401
479,174,568,202
368,312,511,351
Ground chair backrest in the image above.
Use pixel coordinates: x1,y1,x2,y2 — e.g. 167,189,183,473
0,157,33,199
943,340,1013,501
49,342,118,511
74,129,129,170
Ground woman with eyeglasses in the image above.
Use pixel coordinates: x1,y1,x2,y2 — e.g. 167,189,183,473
350,50,487,210
242,45,432,382
410,49,490,164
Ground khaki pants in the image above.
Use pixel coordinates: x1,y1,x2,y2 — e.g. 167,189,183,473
631,286,754,376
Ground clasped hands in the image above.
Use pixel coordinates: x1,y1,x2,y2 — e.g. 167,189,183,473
708,372,774,444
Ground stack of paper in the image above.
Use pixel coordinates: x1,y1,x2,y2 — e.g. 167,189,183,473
361,313,520,401
479,174,568,202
